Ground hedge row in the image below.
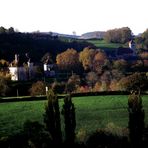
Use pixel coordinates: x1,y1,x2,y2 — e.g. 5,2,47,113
1,91,147,103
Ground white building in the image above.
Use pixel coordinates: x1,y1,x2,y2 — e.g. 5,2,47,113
9,54,36,81
128,40,136,55
9,67,19,81
44,63,55,77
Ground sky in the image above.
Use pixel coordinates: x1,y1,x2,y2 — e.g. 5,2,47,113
0,0,148,35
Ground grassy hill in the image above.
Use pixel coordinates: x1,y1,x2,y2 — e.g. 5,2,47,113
87,39,129,57
87,39,128,50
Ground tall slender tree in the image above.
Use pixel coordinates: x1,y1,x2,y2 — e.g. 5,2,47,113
44,89,62,145
128,89,145,147
62,95,76,144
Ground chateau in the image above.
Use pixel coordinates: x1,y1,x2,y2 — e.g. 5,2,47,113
9,53,35,81
9,53,56,81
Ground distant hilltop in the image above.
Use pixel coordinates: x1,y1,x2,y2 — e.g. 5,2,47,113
40,32,80,39
40,31,106,40
80,31,106,39
34,30,140,40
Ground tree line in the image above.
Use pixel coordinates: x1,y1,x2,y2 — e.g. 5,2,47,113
0,46,148,97
104,27,132,43
0,26,94,62
104,27,148,51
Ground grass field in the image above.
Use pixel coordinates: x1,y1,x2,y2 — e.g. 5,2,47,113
0,95,148,137
87,39,126,49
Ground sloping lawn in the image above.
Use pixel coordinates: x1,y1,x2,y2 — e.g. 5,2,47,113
0,95,148,137
87,39,124,49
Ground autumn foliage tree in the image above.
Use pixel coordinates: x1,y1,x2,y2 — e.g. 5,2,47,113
0,59,10,80
79,48,110,74
109,80,119,91
29,81,46,96
79,47,96,71
0,59,9,69
104,27,132,43
135,28,148,50
118,72,147,91
100,71,111,91
66,74,80,93
109,70,124,91
56,48,80,72
139,52,148,59
93,50,108,74
0,77,9,96
113,59,128,72
86,72,98,90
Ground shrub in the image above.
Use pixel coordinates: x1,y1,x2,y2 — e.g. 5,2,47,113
0,77,9,96
77,85,90,93
23,120,52,148
105,122,129,137
65,74,81,93
93,81,101,92
76,129,87,144
51,81,65,94
85,129,129,148
29,81,46,96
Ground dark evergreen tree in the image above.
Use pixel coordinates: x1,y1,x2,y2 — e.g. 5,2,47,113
128,89,145,148
62,95,76,144
44,89,62,145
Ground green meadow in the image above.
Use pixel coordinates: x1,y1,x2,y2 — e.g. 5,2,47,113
0,95,148,137
87,39,126,49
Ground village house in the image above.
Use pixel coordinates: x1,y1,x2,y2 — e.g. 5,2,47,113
9,53,36,81
43,54,56,77
116,39,137,59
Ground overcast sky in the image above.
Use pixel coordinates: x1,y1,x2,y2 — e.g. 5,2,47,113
0,0,148,35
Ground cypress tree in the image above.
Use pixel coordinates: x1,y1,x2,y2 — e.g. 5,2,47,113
62,94,76,144
128,89,145,147
44,89,62,145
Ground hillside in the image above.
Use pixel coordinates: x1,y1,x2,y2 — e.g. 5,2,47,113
0,32,93,62
87,39,125,49
80,31,106,39
87,39,128,57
